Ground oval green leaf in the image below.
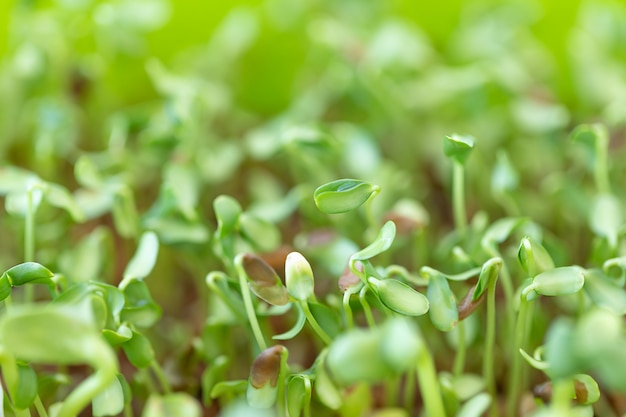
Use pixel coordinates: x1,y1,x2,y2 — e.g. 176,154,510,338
443,134,475,165
314,179,380,214
351,221,396,263
527,266,585,298
369,277,429,316
427,273,458,331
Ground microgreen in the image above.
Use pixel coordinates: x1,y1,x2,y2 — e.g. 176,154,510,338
2,2,626,416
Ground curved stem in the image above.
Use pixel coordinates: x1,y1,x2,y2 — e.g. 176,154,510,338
359,286,377,328
342,290,354,329
507,296,531,417
485,282,498,417
56,347,118,417
452,161,467,236
24,188,35,303
275,349,289,417
416,346,446,417
300,301,331,345
34,396,48,417
453,320,466,377
236,264,267,351
151,361,172,395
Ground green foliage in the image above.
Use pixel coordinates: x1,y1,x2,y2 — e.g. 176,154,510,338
2,1,626,416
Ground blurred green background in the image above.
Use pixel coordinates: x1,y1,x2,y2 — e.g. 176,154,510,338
1,0,626,316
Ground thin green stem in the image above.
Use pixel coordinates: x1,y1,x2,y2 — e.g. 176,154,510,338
150,361,172,395
300,301,331,345
236,260,268,351
302,377,312,417
453,320,466,377
507,295,531,417
24,187,35,303
484,283,498,417
452,161,467,236
359,286,377,328
551,378,573,416
275,349,289,417
34,396,48,417
124,403,133,417
342,289,355,329
416,347,446,417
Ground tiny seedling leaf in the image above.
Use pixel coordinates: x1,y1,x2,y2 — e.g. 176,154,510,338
443,134,475,165
213,195,242,238
122,330,155,369
273,304,306,340
527,266,585,298
472,257,502,301
285,252,315,301
369,277,429,316
427,273,458,331
351,221,396,263
121,231,159,288
93,376,125,417
314,179,380,214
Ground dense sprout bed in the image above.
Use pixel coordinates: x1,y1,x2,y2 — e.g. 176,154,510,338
1,1,626,416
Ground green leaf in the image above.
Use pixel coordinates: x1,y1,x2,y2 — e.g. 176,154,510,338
285,252,315,301
517,237,555,277
210,380,248,399
583,269,626,315
121,231,159,288
308,302,341,339
201,356,229,406
273,304,306,340
456,393,491,417
525,266,585,298
2,262,54,287
351,221,396,263
427,273,458,331
213,195,242,238
287,375,311,417
314,179,380,214
491,151,519,194
573,374,600,405
247,345,286,409
443,134,475,165
122,330,155,369
481,217,526,250
102,324,133,345
121,280,162,328
13,362,38,410
472,258,502,301
45,183,86,222
0,166,39,194
238,253,289,306
92,375,125,417
112,185,140,239
239,213,281,253
164,163,199,221
326,329,391,386
314,350,342,409
369,277,429,316
570,124,607,151
142,393,202,417
0,302,116,368
589,194,622,248
380,318,422,372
